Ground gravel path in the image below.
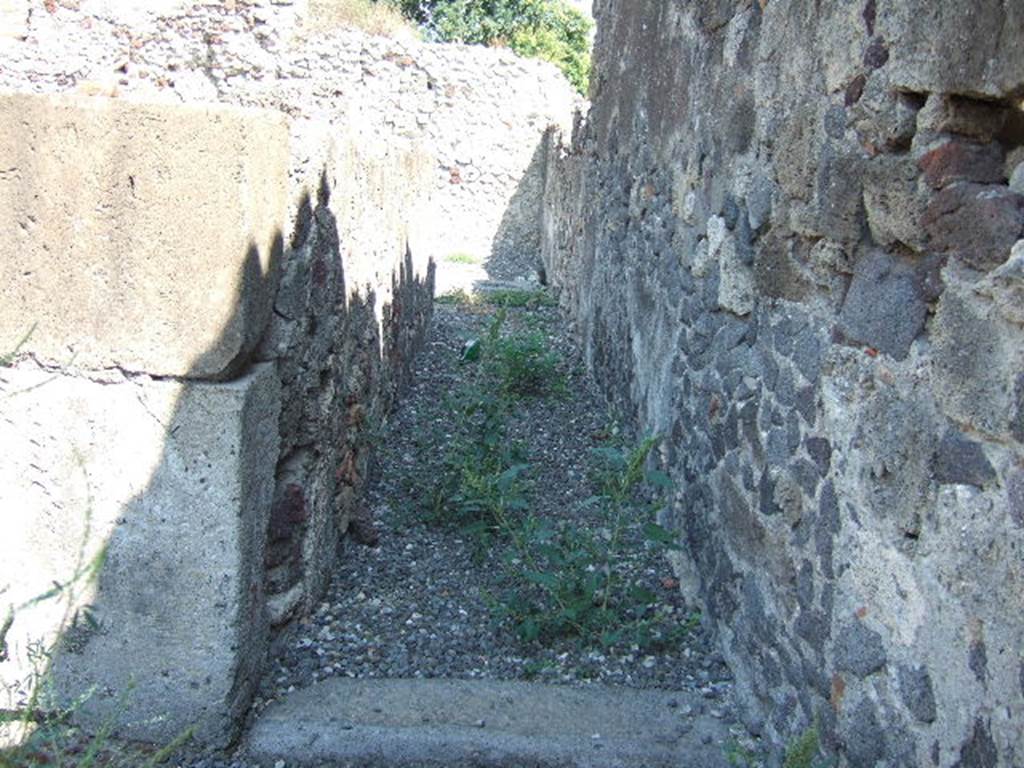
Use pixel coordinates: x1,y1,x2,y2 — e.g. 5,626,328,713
180,291,748,768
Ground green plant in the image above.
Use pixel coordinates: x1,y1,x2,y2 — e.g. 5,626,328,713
724,738,758,767
489,438,689,649
428,383,528,534
444,252,482,265
435,289,478,307
488,330,564,397
460,309,564,397
783,724,832,768
388,0,592,93
482,289,557,309
0,324,36,368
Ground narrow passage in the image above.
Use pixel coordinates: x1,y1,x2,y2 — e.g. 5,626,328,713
244,288,754,767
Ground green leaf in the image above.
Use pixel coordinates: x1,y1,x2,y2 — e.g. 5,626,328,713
642,522,682,550
498,463,529,489
600,629,623,648
460,338,482,362
628,585,657,606
520,618,540,642
523,569,559,590
589,446,626,468
645,469,674,490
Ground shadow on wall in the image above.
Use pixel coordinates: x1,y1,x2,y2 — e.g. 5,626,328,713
1,232,283,752
484,137,551,284
1,168,435,752
260,170,435,627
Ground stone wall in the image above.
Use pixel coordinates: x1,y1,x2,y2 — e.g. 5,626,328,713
0,0,578,285
542,1,1024,766
0,1,577,745
0,88,433,745
0,0,578,621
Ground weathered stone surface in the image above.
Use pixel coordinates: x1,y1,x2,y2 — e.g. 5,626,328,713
0,8,577,289
837,250,927,359
923,183,1024,271
257,132,435,622
834,620,887,679
0,0,27,39
979,240,1024,325
917,139,1005,189
0,93,288,378
246,679,733,768
541,2,1024,765
880,5,1024,98
862,156,929,252
953,719,998,768
932,430,996,487
842,698,885,768
897,665,937,724
0,363,280,746
932,287,1019,438
915,94,1012,142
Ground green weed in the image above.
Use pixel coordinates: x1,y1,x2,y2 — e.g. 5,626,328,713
461,310,565,397
428,385,527,535
783,724,834,768
444,252,482,265
0,324,36,368
724,738,759,767
482,289,557,309
490,438,689,650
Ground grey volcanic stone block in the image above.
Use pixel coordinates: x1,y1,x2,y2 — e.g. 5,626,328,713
932,288,1019,437
0,93,288,379
897,665,937,723
932,431,996,487
843,698,885,768
953,719,998,768
0,363,279,746
837,250,927,359
834,620,887,679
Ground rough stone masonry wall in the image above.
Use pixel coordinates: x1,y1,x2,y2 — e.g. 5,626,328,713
0,0,578,280
542,1,1024,766
0,0,577,626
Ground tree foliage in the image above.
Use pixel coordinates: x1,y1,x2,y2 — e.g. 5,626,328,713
385,0,592,93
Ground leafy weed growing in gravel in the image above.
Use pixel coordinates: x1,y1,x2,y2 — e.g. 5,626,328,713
490,437,688,650
482,289,557,309
427,383,528,538
464,309,565,398
488,330,564,398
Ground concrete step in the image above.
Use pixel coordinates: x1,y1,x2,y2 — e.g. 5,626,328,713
243,678,733,768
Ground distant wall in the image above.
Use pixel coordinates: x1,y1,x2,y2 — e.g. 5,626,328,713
0,0,579,280
543,1,1024,766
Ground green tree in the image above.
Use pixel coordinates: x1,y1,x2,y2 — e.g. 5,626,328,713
384,0,592,93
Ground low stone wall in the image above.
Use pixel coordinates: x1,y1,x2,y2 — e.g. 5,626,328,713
0,0,578,281
542,1,1024,765
0,90,433,746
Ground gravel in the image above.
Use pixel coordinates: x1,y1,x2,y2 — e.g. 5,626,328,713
177,293,743,768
